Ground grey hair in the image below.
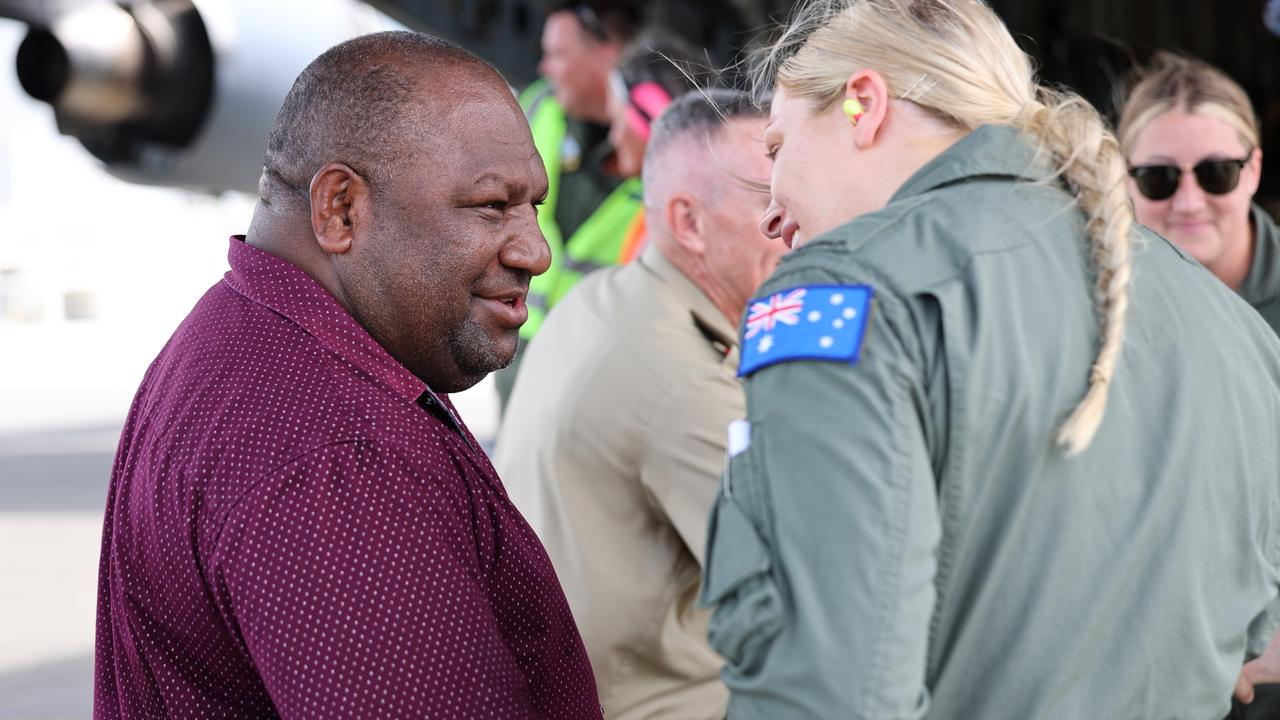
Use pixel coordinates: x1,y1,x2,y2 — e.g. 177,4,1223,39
642,88,769,202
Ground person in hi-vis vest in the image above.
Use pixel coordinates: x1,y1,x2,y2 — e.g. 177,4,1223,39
494,0,643,408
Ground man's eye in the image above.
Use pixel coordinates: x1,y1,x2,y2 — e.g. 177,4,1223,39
473,201,509,218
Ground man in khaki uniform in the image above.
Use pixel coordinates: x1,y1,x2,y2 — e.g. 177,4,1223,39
494,89,784,720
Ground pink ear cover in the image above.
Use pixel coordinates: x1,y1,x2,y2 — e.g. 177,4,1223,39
625,81,672,141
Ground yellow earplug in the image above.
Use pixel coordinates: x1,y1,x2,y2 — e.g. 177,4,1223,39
842,98,865,125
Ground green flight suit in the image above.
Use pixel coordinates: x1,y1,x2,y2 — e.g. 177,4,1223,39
1239,204,1280,337
700,125,1280,719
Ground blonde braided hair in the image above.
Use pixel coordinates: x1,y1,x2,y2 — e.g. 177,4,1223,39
756,0,1134,454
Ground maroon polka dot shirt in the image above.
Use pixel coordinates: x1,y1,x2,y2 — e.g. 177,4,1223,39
94,237,600,719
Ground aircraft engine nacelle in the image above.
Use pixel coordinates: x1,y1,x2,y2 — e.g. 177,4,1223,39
11,0,395,195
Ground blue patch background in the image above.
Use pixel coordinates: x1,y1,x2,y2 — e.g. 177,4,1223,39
738,284,874,376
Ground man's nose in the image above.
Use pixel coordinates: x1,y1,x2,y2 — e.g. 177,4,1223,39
502,215,552,277
759,199,784,239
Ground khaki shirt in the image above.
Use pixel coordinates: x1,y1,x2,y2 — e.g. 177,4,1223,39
701,125,1280,719
495,244,735,720
1239,203,1280,336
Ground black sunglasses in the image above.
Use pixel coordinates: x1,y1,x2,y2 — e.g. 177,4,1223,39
1128,155,1251,201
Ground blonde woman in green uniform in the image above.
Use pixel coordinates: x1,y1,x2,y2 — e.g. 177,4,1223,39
1119,52,1280,336
698,1,1280,718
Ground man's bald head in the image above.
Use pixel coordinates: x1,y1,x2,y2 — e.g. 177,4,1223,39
259,30,504,207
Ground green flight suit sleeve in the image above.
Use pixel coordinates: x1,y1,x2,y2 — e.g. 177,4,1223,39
700,261,940,719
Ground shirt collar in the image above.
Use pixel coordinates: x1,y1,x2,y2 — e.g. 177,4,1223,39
889,124,1049,205
222,236,427,403
639,243,740,355
1240,204,1280,308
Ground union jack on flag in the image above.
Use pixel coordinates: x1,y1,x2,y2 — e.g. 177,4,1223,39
745,288,807,339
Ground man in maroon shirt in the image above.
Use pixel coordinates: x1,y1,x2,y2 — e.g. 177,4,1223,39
94,31,600,719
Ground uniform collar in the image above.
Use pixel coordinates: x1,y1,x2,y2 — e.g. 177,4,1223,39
1239,204,1280,308
639,243,739,359
222,236,428,404
889,124,1049,205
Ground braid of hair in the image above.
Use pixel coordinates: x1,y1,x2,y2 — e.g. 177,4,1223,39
1017,90,1135,455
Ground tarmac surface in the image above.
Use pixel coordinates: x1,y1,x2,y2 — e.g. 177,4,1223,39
0,424,110,719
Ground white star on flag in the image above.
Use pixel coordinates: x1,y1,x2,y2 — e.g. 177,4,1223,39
738,283,874,377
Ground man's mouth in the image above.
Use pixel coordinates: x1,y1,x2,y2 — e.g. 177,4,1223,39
476,290,529,327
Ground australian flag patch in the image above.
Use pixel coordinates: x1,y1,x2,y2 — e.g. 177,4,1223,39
738,284,874,377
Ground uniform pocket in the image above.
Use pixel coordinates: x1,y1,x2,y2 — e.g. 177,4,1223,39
699,450,783,674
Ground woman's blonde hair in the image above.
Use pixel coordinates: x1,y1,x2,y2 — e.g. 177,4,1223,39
755,0,1133,455
1116,51,1260,159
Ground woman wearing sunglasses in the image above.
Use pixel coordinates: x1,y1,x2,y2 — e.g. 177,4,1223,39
1119,52,1279,334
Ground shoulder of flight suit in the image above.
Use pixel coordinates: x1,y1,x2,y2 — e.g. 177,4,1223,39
790,175,1084,297
702,235,940,718
1240,204,1280,336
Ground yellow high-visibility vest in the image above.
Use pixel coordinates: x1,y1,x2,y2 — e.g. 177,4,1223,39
519,80,644,340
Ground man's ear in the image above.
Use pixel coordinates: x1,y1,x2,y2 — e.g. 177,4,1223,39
845,69,891,150
666,194,706,254
309,162,370,255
